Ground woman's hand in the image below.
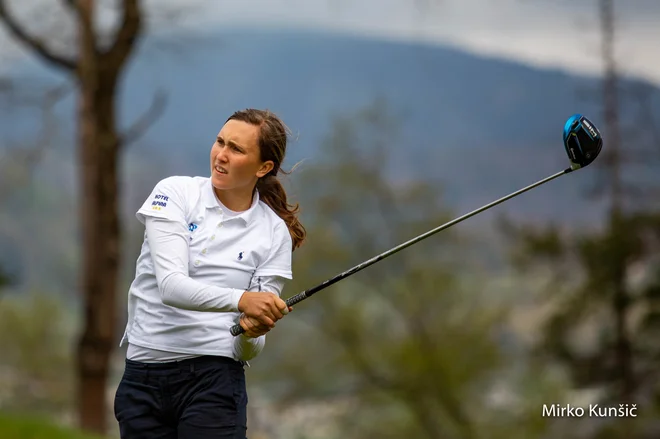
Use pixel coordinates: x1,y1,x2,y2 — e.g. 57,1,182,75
239,314,271,338
238,291,291,329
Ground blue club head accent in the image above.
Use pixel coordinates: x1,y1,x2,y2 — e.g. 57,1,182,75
563,113,582,143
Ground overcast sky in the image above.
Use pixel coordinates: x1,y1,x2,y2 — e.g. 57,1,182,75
1,0,659,85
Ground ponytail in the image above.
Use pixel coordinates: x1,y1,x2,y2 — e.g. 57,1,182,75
226,108,306,250
257,174,306,250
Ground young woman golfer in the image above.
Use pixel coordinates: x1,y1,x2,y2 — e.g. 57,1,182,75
114,108,306,439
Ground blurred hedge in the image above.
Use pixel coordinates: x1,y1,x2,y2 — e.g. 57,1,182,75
0,412,107,439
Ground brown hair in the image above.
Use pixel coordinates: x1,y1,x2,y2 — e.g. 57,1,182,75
226,108,306,250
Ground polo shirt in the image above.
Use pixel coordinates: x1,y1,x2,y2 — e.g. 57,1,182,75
119,175,293,362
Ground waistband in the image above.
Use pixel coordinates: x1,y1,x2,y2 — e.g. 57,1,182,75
125,355,245,373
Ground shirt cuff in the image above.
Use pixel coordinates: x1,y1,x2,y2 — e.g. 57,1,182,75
231,288,246,312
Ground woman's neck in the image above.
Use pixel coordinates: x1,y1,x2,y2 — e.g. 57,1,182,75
213,187,254,212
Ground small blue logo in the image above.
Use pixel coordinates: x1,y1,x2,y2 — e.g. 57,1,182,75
238,252,243,261
188,223,198,232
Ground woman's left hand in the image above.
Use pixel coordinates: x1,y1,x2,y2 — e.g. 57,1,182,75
239,314,272,338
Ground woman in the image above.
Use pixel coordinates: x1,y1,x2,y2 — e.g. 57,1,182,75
114,109,306,439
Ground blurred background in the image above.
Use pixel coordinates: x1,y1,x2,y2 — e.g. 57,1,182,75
1,0,660,438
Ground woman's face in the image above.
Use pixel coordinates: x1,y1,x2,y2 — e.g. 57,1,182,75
210,119,274,192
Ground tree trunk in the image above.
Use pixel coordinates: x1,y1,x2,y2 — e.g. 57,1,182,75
75,0,121,432
75,73,120,433
600,0,634,403
0,0,144,432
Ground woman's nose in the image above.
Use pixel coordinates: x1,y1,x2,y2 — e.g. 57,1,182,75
216,147,229,162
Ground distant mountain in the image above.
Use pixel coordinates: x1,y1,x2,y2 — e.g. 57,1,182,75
3,27,660,292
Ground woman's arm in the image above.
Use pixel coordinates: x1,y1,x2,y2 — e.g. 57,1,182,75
135,177,245,312
145,216,245,312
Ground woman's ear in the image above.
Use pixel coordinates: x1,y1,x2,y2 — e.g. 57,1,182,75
256,160,275,178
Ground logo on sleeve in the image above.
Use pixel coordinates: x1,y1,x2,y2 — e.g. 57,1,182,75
151,194,169,211
238,252,244,261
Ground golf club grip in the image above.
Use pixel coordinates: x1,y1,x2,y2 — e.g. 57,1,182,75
229,325,245,336
229,292,309,336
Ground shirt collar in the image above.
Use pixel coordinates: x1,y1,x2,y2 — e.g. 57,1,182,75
203,179,261,225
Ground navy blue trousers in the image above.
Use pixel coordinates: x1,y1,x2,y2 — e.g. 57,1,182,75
114,355,248,439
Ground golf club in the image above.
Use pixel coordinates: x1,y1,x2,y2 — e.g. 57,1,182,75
230,113,603,336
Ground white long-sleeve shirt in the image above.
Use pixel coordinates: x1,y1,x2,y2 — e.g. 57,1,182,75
119,176,293,363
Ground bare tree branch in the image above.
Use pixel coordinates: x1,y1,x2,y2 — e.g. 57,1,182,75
103,0,141,71
0,0,76,71
120,88,167,147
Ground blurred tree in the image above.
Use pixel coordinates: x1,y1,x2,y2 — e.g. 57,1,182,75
0,292,76,417
0,0,166,433
499,1,660,437
247,100,571,439
0,266,9,289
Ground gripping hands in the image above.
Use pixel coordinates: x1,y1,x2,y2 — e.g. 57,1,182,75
237,291,291,338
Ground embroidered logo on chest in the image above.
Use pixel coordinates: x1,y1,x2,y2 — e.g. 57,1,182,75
188,223,199,241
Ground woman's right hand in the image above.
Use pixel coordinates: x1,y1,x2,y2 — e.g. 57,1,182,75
237,291,290,329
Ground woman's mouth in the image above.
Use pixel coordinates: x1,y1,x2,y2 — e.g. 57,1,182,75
214,165,228,175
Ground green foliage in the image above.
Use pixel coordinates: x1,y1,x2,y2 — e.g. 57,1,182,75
0,412,106,439
0,265,10,288
0,292,76,415
500,208,660,437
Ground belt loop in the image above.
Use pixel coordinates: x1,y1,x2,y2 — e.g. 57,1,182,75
189,362,195,373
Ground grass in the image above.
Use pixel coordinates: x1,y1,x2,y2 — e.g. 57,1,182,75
0,412,109,439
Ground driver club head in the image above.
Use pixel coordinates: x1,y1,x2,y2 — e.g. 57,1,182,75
563,114,603,169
